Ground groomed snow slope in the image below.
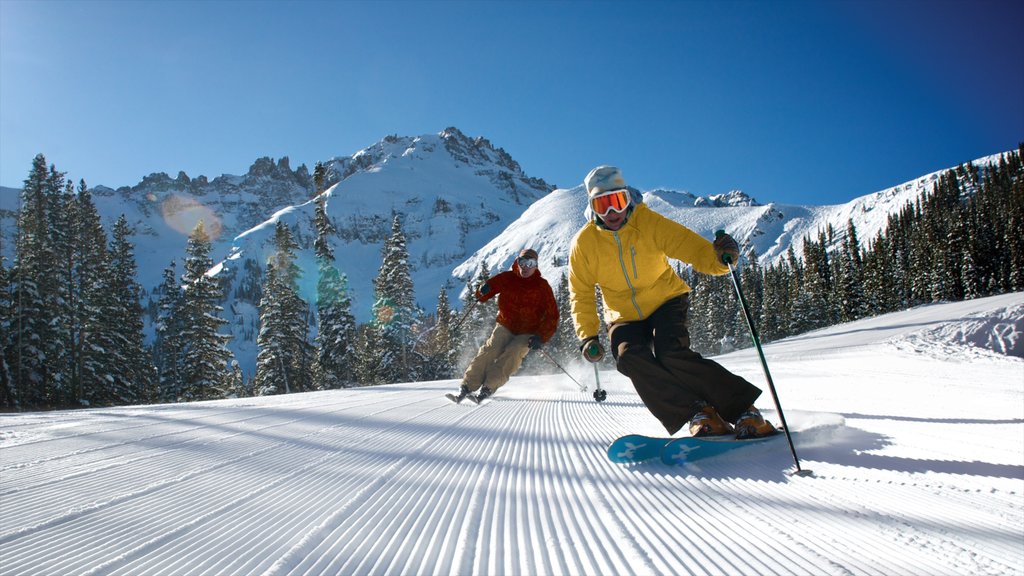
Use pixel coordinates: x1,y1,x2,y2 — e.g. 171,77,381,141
1,293,1021,576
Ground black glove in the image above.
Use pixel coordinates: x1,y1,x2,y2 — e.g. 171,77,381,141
476,282,491,302
713,231,740,265
528,335,542,350
580,336,604,363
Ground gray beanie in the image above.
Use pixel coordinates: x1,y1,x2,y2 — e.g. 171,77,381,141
584,166,627,197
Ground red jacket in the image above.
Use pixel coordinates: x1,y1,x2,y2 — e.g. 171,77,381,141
477,261,559,342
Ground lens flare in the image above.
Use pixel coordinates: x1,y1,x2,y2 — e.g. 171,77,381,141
161,194,222,240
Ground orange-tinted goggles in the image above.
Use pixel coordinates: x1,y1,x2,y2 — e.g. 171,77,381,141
591,189,631,217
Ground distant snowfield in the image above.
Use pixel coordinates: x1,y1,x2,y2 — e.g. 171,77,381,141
2,293,1022,576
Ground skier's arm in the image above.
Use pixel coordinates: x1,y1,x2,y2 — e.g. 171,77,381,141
568,240,600,341
650,210,729,276
476,271,510,302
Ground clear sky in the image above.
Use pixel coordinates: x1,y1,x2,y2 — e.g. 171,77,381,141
1,0,1021,205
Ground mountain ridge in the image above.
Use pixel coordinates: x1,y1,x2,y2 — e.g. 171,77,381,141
0,129,1012,377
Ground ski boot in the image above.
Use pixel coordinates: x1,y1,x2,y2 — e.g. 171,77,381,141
445,385,472,404
472,386,493,404
688,402,734,437
734,406,778,439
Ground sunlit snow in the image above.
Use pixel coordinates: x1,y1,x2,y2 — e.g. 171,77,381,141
1,293,1021,575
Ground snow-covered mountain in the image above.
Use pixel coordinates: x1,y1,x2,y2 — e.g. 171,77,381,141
0,129,1012,378
456,152,1007,287
2,293,1020,575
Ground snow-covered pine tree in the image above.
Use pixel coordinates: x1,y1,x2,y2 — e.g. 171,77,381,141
76,183,120,406
312,196,356,389
10,154,60,406
861,231,895,315
835,219,867,322
153,261,186,401
109,216,156,403
416,286,457,380
551,270,578,366
0,253,13,408
179,221,233,401
48,175,78,406
370,214,418,384
254,221,312,395
759,259,789,342
736,250,764,350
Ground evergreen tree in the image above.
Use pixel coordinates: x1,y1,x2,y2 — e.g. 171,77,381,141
736,250,764,349
76,185,119,406
153,261,186,401
10,154,60,406
371,214,418,383
0,253,13,408
312,197,356,389
417,286,458,380
551,270,578,365
48,175,78,405
108,216,155,403
254,221,312,395
837,219,867,322
179,221,233,401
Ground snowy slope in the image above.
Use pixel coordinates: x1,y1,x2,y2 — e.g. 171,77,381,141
2,292,1021,576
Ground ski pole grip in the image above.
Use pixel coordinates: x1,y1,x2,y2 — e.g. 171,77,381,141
714,229,734,265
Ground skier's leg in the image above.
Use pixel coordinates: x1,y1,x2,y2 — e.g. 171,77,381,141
610,320,703,434
650,295,761,423
482,333,532,393
461,324,509,392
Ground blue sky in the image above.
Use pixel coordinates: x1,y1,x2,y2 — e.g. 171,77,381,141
1,0,1021,206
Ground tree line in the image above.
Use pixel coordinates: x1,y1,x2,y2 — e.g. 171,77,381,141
1,148,1020,410
687,146,1023,355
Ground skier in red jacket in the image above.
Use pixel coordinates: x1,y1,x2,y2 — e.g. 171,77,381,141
449,248,559,403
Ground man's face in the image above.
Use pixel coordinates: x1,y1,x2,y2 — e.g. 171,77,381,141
601,210,628,231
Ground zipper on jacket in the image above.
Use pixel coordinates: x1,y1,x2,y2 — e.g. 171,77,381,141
614,232,644,318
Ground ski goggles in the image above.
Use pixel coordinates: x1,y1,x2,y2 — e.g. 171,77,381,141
517,257,538,269
590,189,631,217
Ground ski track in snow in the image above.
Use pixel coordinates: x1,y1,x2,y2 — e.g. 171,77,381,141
1,294,1022,576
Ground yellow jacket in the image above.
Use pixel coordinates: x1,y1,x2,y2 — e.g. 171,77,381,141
568,203,729,340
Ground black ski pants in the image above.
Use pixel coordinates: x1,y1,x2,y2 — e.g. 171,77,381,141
608,294,762,435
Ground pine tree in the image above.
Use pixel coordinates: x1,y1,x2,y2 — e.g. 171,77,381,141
48,175,78,405
312,197,356,389
737,250,764,349
551,271,578,365
371,214,418,383
0,253,14,408
837,219,867,322
254,221,312,395
179,221,233,401
11,154,60,406
76,184,119,406
153,261,186,401
417,286,458,380
108,216,155,403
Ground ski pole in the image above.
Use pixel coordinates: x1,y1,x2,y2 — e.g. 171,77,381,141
449,299,478,334
592,362,607,402
535,348,587,392
716,230,809,476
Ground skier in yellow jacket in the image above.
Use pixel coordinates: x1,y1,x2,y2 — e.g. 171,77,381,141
568,165,776,439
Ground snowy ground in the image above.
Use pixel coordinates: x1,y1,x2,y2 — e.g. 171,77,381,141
1,292,1022,576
